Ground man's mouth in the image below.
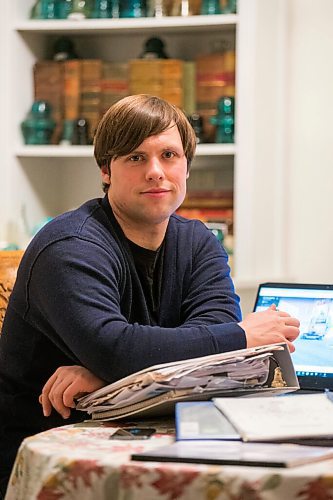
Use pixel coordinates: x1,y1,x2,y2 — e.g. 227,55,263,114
141,188,171,196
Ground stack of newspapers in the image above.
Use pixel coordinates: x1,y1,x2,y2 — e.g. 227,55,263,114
76,343,299,421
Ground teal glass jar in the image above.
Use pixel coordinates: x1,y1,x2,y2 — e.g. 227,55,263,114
91,0,112,17
210,96,235,143
60,119,75,145
68,0,93,19
30,0,58,19
119,0,147,18
200,0,221,15
57,0,73,18
21,101,55,145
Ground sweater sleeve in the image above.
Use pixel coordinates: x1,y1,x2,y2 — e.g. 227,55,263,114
26,237,246,382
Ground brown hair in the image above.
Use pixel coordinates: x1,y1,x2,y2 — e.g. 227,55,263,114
94,94,196,192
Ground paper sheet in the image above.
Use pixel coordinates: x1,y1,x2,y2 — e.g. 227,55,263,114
213,392,333,441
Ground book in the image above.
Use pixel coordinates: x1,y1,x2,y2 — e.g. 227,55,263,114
100,62,129,115
213,392,333,442
175,207,233,223
181,188,233,212
131,440,333,468
129,59,184,107
182,61,196,115
63,59,81,121
76,343,299,421
79,59,103,141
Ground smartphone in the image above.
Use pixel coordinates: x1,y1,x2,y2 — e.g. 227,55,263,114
109,427,156,440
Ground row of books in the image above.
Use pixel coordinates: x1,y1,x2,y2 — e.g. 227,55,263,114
33,51,235,143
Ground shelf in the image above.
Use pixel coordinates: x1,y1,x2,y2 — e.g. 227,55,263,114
14,14,237,35
196,143,236,155
16,145,93,158
15,143,236,158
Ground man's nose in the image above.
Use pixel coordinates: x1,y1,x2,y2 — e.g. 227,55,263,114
145,158,165,181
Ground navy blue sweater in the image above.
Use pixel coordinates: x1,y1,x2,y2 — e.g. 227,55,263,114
0,196,245,483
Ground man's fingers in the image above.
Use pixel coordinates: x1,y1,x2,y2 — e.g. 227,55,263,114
48,381,72,418
276,310,291,318
41,371,58,399
285,317,300,328
63,382,79,408
40,393,53,417
41,374,72,419
40,372,61,417
39,366,106,419
286,340,295,353
284,325,300,342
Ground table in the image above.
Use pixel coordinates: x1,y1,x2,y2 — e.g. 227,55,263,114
5,421,333,500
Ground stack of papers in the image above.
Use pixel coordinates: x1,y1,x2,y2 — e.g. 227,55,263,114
76,343,298,421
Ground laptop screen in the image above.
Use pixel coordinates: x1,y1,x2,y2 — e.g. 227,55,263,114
253,283,333,390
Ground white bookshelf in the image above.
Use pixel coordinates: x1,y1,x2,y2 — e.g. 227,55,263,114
15,143,237,158
1,0,291,303
14,14,238,33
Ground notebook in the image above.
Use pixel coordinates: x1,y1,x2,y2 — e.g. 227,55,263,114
253,282,333,392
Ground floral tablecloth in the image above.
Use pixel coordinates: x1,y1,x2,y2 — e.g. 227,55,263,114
5,421,333,500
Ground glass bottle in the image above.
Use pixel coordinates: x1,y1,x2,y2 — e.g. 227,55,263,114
200,0,220,15
119,0,147,18
21,101,55,145
140,38,169,59
60,120,75,145
91,0,112,17
30,0,42,18
30,0,58,19
68,0,92,19
210,96,235,143
71,118,90,145
57,0,73,18
52,37,78,61
189,113,204,143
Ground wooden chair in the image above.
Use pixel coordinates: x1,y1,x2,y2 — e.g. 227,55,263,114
0,250,24,334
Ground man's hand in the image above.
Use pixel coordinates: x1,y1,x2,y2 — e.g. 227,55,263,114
239,304,300,352
39,366,106,419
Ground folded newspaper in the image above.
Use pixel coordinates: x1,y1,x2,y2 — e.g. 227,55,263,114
76,343,299,421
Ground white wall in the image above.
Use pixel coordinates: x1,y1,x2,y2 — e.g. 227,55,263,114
238,0,333,317
286,0,333,283
0,2,11,244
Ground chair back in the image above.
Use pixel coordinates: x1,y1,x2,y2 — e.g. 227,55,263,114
0,250,24,333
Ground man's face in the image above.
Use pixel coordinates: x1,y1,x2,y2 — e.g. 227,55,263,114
102,125,189,228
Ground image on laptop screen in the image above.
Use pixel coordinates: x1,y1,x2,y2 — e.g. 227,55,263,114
253,283,333,391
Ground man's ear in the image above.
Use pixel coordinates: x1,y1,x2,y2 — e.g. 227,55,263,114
101,163,111,185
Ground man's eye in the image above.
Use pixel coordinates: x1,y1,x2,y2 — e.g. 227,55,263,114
129,154,143,162
163,151,175,159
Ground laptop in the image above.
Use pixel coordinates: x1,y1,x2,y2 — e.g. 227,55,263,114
253,282,333,392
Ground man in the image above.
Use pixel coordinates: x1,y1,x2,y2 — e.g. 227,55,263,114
0,95,300,496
